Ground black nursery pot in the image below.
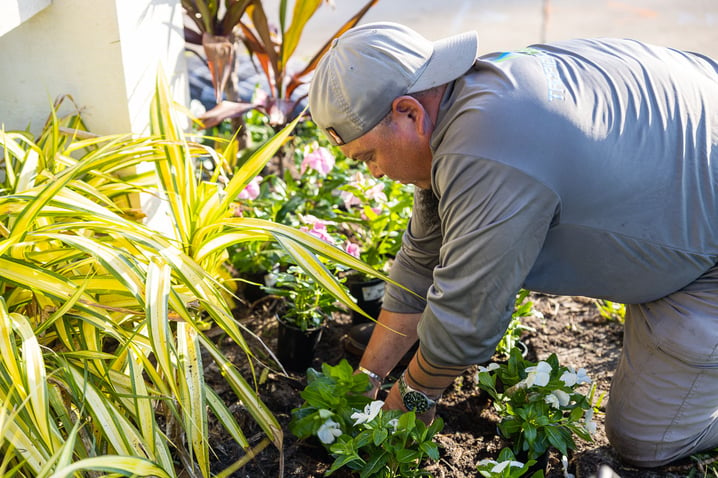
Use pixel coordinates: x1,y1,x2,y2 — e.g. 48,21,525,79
238,271,271,303
276,319,324,373
348,276,385,324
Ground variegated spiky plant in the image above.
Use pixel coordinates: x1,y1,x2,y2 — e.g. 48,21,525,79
0,71,388,477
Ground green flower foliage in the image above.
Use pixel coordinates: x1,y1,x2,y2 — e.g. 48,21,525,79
495,290,539,360
263,265,344,330
290,360,444,477
476,447,542,478
476,349,599,461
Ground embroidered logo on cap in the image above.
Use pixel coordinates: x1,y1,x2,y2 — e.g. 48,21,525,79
325,127,344,145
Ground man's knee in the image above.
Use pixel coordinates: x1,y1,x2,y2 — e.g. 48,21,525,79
605,413,676,467
604,411,667,468
606,406,718,468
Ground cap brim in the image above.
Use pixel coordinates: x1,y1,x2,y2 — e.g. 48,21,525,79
408,30,479,93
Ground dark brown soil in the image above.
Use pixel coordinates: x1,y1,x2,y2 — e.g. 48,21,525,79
206,293,708,478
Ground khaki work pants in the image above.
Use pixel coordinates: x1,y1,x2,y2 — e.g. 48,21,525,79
605,263,718,467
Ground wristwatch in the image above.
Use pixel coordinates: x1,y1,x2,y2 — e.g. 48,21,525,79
398,372,437,413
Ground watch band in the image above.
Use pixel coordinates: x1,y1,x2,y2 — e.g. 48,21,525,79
398,372,437,413
358,366,383,384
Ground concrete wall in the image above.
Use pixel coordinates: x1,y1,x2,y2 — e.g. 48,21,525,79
0,0,52,37
0,0,188,136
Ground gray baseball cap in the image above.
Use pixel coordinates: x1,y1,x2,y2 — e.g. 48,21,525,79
309,22,479,146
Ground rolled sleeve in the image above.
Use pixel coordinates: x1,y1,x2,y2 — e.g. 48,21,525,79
417,155,559,366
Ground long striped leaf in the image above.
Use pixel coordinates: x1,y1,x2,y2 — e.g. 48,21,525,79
11,314,54,450
193,231,274,263
212,115,302,225
150,69,194,244
146,258,180,399
275,234,367,318
0,299,24,396
280,0,322,70
220,217,394,284
0,258,123,330
0,412,47,471
47,455,172,478
198,334,282,449
204,386,249,448
0,134,160,255
38,233,146,303
126,349,175,472
177,322,209,476
65,366,148,457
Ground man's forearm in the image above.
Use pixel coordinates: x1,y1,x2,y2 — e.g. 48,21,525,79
359,309,421,379
359,309,468,394
359,309,469,421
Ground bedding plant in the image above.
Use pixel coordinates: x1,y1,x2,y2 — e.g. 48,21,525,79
0,71,396,476
226,114,414,319
476,348,599,462
289,360,444,477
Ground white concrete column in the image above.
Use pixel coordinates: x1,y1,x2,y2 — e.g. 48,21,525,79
0,0,188,136
0,0,52,37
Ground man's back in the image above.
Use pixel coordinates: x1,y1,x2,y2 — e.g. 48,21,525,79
431,38,718,303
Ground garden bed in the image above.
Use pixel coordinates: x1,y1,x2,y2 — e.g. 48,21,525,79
206,293,704,477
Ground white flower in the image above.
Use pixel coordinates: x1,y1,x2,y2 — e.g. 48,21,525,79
560,370,577,387
553,389,571,407
575,368,591,384
478,363,500,374
364,182,387,202
351,400,384,425
560,367,591,387
317,419,342,444
492,460,525,473
545,389,571,409
340,190,361,209
562,454,575,478
477,458,525,474
477,458,498,468
545,393,559,409
387,418,399,432
524,361,552,387
584,408,598,436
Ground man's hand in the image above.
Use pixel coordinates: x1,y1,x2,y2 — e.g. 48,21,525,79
355,369,382,399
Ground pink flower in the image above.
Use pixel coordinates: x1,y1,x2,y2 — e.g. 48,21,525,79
301,214,322,225
340,190,361,210
349,171,365,184
238,175,263,200
301,220,335,245
345,242,361,258
365,182,387,202
360,208,382,221
300,145,335,176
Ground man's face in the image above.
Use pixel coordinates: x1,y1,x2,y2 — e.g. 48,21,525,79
339,98,434,189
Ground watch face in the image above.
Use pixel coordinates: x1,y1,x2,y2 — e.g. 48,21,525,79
403,390,432,413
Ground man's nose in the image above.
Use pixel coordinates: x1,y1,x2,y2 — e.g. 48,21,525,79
367,162,384,178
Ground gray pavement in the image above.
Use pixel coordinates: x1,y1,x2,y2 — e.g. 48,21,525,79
281,0,717,60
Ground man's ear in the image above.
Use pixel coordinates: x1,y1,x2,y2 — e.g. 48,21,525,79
391,96,429,135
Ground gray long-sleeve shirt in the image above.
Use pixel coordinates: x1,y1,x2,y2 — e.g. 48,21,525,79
382,38,718,367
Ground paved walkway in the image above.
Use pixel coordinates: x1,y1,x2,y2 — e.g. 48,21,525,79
288,0,717,60
191,2,718,109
